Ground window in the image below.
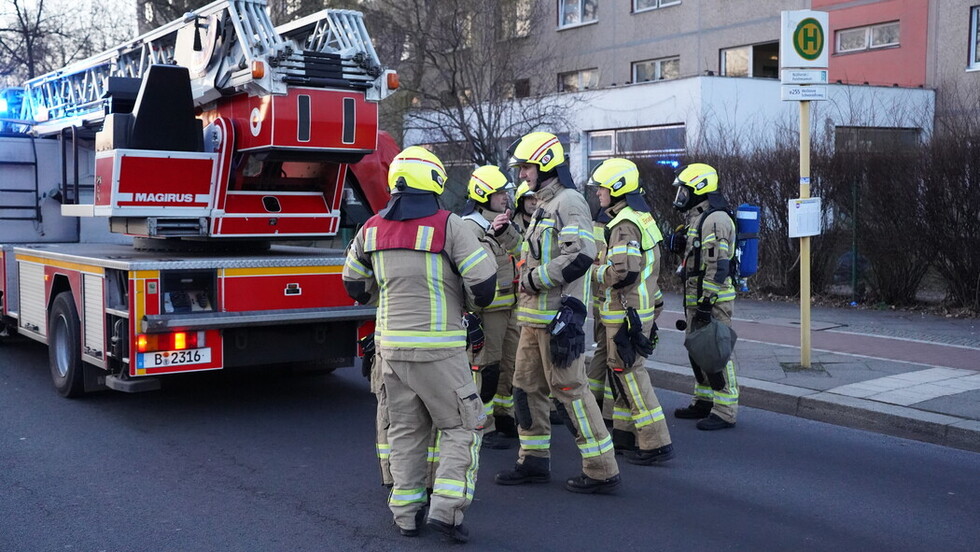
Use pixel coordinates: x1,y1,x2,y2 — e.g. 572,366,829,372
558,68,599,92
836,21,900,53
632,57,680,82
502,79,531,99
559,0,598,28
633,0,681,13
835,126,920,153
587,125,686,172
721,46,749,77
971,7,980,69
719,42,779,78
499,0,532,39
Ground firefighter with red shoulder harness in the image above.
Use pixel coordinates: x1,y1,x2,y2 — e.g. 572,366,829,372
342,146,498,542
668,162,740,430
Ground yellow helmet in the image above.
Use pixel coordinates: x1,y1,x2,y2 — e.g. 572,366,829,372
514,181,534,203
468,165,514,204
507,131,565,173
590,158,639,197
672,162,718,211
388,146,448,195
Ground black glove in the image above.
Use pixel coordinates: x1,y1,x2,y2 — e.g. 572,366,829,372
667,225,687,254
626,307,654,358
649,322,659,351
613,323,635,368
548,296,587,368
693,299,713,326
359,333,375,378
464,313,485,354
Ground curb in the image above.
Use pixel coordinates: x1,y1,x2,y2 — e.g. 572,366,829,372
642,360,980,454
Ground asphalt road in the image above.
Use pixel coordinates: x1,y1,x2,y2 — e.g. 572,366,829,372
2,335,978,552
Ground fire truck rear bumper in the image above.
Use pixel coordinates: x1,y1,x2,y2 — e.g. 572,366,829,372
140,305,376,333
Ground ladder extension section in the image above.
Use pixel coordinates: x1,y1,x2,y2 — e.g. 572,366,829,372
18,0,390,136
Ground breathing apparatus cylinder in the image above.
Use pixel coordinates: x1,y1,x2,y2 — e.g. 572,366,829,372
736,204,760,279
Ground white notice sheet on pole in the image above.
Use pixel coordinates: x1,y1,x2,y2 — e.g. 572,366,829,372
788,197,822,237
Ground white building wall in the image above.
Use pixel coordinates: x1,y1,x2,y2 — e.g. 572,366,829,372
404,76,935,184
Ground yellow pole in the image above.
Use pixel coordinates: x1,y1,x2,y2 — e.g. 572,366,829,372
799,100,812,368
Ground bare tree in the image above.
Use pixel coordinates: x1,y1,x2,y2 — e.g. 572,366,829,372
363,0,575,167
0,0,63,81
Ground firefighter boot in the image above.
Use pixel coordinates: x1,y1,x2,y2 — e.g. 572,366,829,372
427,519,469,543
612,429,636,454
397,507,427,537
494,456,551,485
674,400,713,419
697,413,736,431
565,473,621,494
494,414,519,438
482,431,515,450
625,443,675,466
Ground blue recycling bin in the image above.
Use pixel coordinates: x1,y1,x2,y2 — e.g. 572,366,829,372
736,204,760,278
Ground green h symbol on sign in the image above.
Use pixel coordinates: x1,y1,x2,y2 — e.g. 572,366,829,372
794,18,824,61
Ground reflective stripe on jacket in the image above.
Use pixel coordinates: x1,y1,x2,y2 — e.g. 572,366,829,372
516,177,596,327
593,201,664,326
682,202,736,307
342,210,497,360
462,209,521,313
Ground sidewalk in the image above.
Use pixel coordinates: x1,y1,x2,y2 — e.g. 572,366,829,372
612,293,980,453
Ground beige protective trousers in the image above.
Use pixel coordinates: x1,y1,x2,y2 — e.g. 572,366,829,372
470,309,513,433
602,319,672,451
513,326,619,480
586,318,614,418
684,301,740,423
380,350,484,530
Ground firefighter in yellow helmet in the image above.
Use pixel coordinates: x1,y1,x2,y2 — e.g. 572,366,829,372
494,132,621,494
513,181,538,231
669,162,739,430
589,158,674,463
343,146,498,542
460,165,523,449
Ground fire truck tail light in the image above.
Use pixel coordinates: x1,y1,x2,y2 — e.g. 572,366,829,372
136,331,203,352
386,71,400,90
251,61,265,79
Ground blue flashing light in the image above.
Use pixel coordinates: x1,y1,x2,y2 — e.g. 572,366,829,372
656,159,680,169
0,97,8,114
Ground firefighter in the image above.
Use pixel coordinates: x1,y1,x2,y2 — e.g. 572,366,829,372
669,162,739,430
342,146,498,542
589,158,674,463
494,132,621,494
586,198,615,428
513,181,537,230
461,165,523,449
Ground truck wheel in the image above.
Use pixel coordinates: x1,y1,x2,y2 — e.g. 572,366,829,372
48,292,85,398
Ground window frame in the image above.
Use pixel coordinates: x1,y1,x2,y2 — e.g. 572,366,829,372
498,0,532,40
970,7,980,70
558,68,599,93
631,56,680,82
558,0,598,30
836,21,900,54
632,0,681,14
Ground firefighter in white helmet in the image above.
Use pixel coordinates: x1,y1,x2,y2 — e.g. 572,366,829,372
669,162,739,430
343,146,497,542
589,158,674,463
460,165,523,449
494,132,621,494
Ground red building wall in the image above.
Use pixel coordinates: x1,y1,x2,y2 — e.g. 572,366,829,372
814,0,928,87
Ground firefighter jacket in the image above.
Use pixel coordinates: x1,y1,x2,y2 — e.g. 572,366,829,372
681,200,737,308
461,208,522,313
516,177,596,327
342,209,498,361
593,200,665,326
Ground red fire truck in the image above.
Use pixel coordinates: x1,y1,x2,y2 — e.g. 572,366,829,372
0,0,396,396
